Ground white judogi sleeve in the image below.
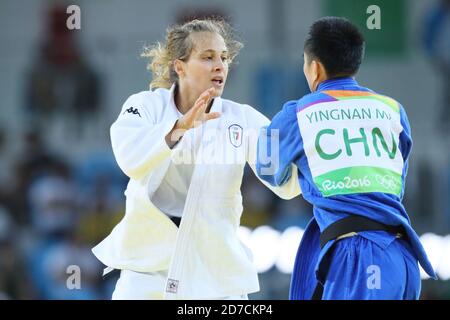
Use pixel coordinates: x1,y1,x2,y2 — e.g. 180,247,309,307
244,105,301,200
111,92,178,180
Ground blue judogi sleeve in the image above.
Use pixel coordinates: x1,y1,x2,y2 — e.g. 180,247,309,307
256,100,302,186
398,105,412,201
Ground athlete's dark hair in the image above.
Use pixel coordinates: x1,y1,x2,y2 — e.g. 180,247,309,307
304,17,365,78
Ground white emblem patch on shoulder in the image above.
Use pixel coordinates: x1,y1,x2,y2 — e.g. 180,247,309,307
228,124,243,148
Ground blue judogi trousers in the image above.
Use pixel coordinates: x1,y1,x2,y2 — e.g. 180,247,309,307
290,220,422,300
321,234,421,299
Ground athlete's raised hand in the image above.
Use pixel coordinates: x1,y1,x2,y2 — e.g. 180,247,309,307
165,87,221,148
176,87,220,130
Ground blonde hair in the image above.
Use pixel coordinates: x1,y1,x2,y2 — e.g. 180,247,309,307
142,18,243,90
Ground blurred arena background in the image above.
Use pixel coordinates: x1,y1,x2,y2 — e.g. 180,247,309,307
0,0,449,299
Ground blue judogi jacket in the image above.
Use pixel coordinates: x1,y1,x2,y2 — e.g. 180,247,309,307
256,77,437,299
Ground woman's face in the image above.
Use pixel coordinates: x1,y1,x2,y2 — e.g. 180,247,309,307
177,32,229,98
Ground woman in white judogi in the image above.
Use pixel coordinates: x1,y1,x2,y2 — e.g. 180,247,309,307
92,19,300,300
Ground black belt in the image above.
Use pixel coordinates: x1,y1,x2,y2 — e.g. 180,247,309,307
319,215,404,249
170,216,181,227
313,215,405,299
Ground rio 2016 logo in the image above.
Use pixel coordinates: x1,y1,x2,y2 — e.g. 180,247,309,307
322,176,371,192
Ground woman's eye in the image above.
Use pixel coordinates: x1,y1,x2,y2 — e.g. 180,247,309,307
204,56,213,60
221,56,228,62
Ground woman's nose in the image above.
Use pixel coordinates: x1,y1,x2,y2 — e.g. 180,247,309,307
214,58,225,71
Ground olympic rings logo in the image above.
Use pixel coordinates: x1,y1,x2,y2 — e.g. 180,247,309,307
374,174,399,191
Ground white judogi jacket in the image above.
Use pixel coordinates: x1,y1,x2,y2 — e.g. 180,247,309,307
92,85,301,299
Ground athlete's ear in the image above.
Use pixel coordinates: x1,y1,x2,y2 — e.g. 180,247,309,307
311,59,327,92
173,59,185,78
310,60,320,91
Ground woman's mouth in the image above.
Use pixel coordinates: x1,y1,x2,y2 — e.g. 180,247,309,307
211,77,224,87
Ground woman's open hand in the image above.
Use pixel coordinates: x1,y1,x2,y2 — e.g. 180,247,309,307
165,87,221,148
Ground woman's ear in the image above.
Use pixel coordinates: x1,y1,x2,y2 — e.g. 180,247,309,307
173,59,185,78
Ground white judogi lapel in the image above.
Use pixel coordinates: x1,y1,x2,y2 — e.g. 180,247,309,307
164,97,225,299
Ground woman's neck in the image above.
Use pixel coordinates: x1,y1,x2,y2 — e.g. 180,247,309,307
174,84,194,114
174,83,213,115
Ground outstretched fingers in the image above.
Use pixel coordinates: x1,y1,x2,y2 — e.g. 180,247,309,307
191,88,215,122
193,88,214,114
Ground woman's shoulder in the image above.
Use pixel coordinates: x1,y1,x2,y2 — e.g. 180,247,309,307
223,97,267,116
119,88,172,118
125,88,171,106
220,97,255,114
114,88,172,121
220,97,269,127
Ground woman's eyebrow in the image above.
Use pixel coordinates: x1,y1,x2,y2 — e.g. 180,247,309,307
200,49,228,54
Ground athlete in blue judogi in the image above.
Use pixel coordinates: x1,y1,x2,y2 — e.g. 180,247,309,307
256,17,437,299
